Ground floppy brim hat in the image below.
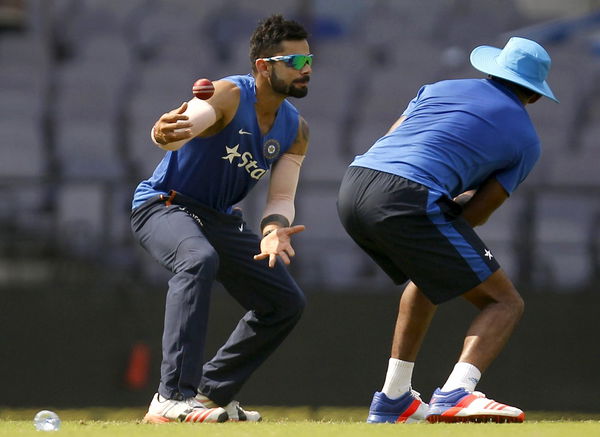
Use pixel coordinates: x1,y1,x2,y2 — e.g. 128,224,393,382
470,37,559,103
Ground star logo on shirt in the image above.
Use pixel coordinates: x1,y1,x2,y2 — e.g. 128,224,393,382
484,249,493,260
222,144,241,163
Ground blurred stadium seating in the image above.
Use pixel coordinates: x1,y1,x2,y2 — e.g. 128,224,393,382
1,0,600,291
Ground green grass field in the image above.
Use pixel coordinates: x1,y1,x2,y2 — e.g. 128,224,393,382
1,408,600,437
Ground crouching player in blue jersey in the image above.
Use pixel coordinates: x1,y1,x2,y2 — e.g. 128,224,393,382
338,37,559,424
131,15,312,424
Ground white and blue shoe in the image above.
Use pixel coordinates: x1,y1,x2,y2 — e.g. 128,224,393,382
366,390,429,423
143,393,227,424
426,387,525,423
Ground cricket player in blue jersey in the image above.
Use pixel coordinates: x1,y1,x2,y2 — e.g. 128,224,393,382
337,37,558,423
131,15,312,424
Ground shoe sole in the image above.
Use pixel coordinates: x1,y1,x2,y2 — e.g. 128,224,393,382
367,413,399,423
142,410,228,424
142,414,173,424
427,414,525,423
367,416,425,424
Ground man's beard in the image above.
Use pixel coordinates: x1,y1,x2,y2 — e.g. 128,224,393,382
270,69,309,98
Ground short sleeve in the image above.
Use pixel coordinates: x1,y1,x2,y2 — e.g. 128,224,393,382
494,142,541,195
402,85,427,117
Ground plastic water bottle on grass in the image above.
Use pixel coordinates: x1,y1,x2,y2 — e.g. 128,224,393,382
33,410,61,431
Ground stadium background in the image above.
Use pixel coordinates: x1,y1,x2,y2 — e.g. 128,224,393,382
0,0,599,414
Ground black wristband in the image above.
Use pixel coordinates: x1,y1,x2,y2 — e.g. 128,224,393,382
260,214,290,233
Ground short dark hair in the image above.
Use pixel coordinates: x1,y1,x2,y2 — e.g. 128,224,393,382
490,76,539,100
249,14,308,71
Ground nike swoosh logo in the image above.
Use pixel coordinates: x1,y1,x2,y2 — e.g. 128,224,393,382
239,224,244,232
238,128,252,135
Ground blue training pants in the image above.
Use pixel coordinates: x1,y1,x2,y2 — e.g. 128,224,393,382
131,193,306,404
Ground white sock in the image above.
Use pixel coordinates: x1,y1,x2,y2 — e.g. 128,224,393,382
381,358,414,399
441,362,481,393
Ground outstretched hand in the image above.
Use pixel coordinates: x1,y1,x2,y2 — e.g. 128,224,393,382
153,102,193,145
254,225,306,268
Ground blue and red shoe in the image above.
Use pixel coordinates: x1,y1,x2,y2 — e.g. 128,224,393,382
366,390,429,423
426,388,525,423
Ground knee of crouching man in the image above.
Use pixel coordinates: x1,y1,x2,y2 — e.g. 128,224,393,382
175,238,220,278
513,292,525,321
278,289,306,322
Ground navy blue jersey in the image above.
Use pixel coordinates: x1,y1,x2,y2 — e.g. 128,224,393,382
132,74,300,212
351,79,540,198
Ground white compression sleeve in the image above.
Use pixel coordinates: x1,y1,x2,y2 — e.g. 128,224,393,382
151,97,217,150
261,153,305,226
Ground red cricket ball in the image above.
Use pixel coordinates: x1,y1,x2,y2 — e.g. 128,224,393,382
192,78,215,100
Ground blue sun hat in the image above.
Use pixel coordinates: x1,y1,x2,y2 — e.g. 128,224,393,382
470,36,559,103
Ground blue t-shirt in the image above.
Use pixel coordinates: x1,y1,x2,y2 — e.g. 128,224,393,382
351,79,540,198
132,74,300,212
